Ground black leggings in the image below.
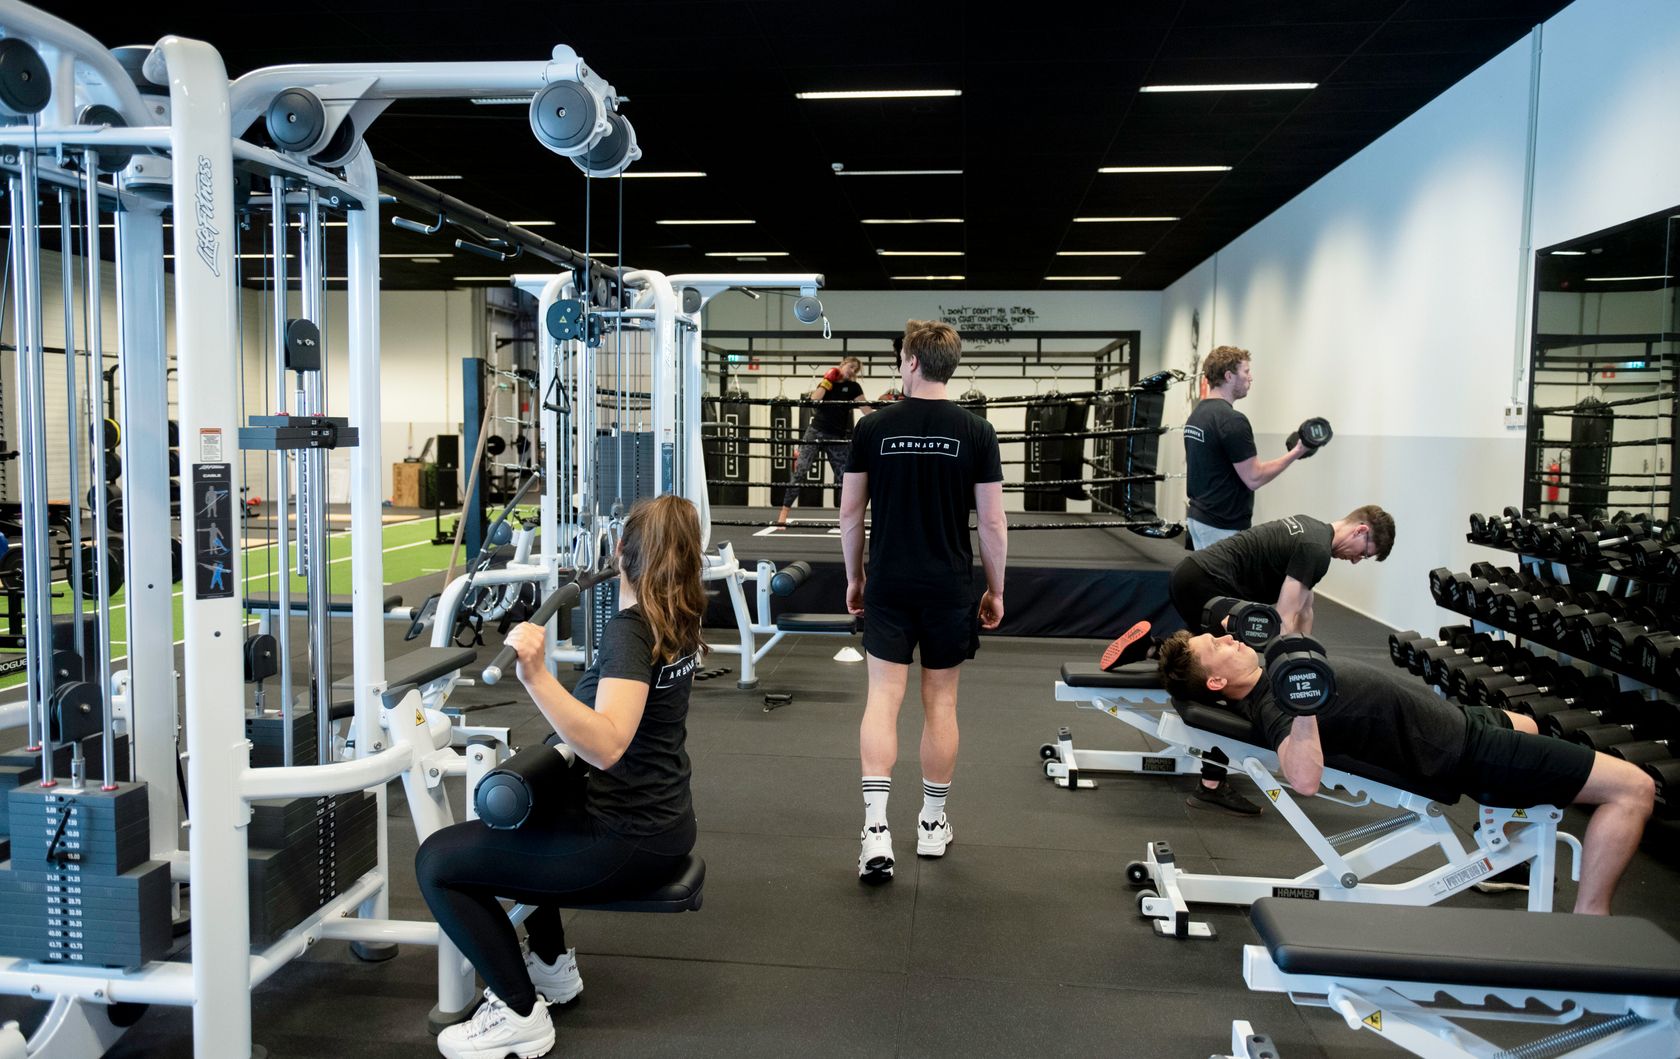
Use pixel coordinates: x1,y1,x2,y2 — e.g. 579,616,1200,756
1168,559,1233,783
415,810,696,1016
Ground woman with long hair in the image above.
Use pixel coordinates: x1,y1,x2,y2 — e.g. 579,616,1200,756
419,494,708,1059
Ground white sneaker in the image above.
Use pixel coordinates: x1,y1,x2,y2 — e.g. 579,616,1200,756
437,988,556,1059
916,813,954,857
524,947,583,1005
858,824,894,882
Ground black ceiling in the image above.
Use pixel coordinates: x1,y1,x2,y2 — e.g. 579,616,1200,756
48,0,1572,292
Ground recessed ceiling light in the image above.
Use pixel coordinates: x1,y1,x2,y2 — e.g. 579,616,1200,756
410,257,443,264
1584,274,1673,282
861,218,963,224
1074,216,1179,223
1045,275,1121,281
1098,165,1231,174
890,275,966,281
510,220,556,227
620,171,707,179
834,169,962,177
454,275,513,281
657,219,756,225
704,251,790,257
1550,250,1587,256
1139,82,1316,93
877,250,963,256
410,174,463,181
797,89,961,100
1056,250,1145,256
380,253,450,259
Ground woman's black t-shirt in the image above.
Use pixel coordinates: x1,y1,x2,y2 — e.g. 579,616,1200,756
568,605,697,836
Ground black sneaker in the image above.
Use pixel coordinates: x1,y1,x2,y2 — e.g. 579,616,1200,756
1187,781,1262,817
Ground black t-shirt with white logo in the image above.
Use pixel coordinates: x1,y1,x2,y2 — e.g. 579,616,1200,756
1242,657,1468,800
1184,397,1258,529
846,398,1004,605
1189,515,1334,604
812,379,864,435
568,605,696,836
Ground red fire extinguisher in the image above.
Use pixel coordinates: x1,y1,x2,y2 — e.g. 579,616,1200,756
1545,458,1562,503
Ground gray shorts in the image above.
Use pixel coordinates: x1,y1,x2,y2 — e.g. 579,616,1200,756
1187,517,1243,551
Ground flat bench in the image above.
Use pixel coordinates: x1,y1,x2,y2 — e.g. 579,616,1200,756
774,612,856,634
1239,897,1680,1057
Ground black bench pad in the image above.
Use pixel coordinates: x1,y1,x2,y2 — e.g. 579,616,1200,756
552,855,705,913
1061,661,1162,690
334,646,477,691
776,613,856,634
1253,897,1680,998
247,593,402,615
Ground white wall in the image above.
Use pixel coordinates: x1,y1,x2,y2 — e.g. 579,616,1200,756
1154,0,1680,634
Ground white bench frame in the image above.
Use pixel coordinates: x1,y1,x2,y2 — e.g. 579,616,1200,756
1239,946,1680,1058
1054,678,1583,939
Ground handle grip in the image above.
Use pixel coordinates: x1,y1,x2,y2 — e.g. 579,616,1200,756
482,581,582,685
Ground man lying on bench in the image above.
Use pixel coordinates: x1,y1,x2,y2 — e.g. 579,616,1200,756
1157,629,1655,914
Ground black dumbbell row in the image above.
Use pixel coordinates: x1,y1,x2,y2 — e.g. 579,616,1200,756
1466,509,1680,585
1428,565,1680,693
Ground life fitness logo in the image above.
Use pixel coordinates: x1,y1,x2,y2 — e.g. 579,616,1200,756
880,436,960,457
195,155,220,276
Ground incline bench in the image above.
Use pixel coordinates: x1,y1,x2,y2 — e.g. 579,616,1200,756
1053,660,1581,938
1235,897,1680,1058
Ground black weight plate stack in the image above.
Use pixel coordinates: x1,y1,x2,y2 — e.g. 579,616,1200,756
0,781,171,970
247,792,378,944
245,709,317,768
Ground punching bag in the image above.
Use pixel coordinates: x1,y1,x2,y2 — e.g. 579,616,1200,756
1025,397,1069,513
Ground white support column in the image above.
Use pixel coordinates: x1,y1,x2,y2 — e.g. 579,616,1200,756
343,147,392,928
114,205,178,861
145,36,254,1059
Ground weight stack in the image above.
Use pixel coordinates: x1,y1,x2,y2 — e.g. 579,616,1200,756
246,709,317,769
593,431,657,515
0,781,172,970
702,396,748,506
1024,398,1070,512
588,579,620,667
247,792,379,945
1568,398,1613,518
1121,390,1167,520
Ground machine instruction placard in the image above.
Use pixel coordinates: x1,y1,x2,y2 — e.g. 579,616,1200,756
191,464,234,600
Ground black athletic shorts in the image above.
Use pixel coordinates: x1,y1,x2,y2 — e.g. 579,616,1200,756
1168,559,1226,633
863,595,980,669
1452,715,1596,809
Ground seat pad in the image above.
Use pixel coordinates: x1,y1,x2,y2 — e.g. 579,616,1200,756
1061,661,1162,689
776,613,856,633
1253,897,1680,998
553,854,705,913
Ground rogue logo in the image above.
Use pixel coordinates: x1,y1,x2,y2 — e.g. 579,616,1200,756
195,155,219,276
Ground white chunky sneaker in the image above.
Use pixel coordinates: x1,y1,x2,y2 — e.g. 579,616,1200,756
858,823,895,882
436,988,556,1059
916,813,954,857
524,946,583,1005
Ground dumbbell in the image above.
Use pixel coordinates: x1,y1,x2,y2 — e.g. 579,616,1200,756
1467,507,1523,545
1447,652,1535,704
1428,567,1463,608
1539,692,1647,740
1284,417,1333,458
1483,665,1611,713
1264,635,1336,714
1426,639,1521,693
1571,516,1651,563
1411,632,1498,679
1202,596,1282,647
1386,625,1477,670
1635,631,1680,686
1466,650,1575,707
1572,702,1680,753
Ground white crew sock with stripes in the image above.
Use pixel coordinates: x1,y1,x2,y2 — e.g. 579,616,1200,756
920,779,951,823
861,776,891,830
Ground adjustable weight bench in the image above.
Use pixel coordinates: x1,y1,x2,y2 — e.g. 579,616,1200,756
1041,661,1197,787
1236,897,1680,1058
1054,663,1582,939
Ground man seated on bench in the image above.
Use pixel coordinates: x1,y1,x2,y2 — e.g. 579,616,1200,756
1157,629,1654,915
415,496,706,1059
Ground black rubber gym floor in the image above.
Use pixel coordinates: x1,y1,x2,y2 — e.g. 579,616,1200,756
6,570,1680,1057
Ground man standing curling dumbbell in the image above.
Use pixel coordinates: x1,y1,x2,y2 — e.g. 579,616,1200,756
1184,345,1315,549
1170,506,1395,814
1157,631,1654,915
777,355,867,527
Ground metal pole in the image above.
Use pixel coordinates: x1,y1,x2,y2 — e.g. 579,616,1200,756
7,176,40,757
57,189,84,661
301,186,333,763
83,153,117,790
269,175,295,767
